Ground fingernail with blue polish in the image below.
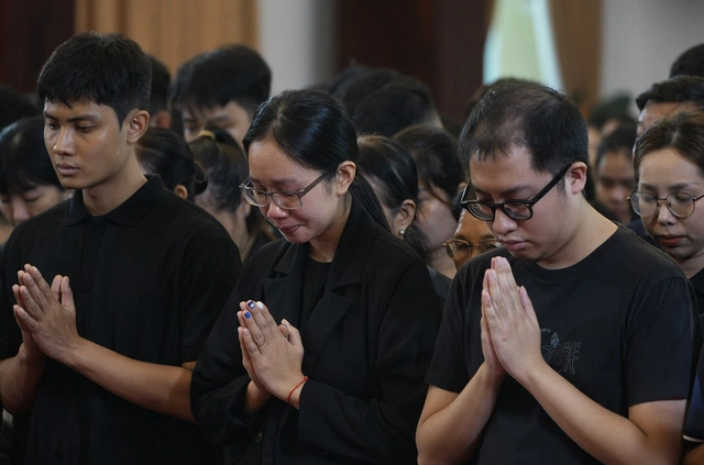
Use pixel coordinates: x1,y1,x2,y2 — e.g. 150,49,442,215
247,301,255,309
244,311,251,319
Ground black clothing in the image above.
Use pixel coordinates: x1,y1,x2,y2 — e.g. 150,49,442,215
191,201,441,465
627,218,658,247
428,225,698,465
685,345,704,442
0,176,241,465
300,256,330,333
691,268,704,330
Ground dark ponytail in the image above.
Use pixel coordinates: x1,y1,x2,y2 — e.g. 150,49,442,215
357,135,430,263
136,127,206,201
243,89,390,231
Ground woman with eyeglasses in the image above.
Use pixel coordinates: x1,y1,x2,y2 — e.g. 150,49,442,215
638,115,704,464
631,112,704,318
190,90,441,464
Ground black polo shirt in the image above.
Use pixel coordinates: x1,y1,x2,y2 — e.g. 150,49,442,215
0,176,240,465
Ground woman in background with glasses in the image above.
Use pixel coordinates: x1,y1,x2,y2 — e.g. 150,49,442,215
635,116,704,464
191,90,441,465
631,112,704,318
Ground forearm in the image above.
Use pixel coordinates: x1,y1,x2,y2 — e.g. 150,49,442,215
0,352,45,415
63,338,195,422
521,362,684,465
417,364,502,465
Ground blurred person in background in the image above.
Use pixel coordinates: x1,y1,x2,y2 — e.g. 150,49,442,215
146,54,173,130
395,124,463,279
190,128,275,262
136,127,206,201
170,44,271,147
593,121,637,224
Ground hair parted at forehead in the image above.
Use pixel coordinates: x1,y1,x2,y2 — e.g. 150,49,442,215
243,89,359,174
37,32,151,125
458,79,588,176
634,112,704,178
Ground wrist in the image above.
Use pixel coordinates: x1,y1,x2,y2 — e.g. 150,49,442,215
17,346,45,367
245,380,271,415
478,362,505,390
57,336,89,369
284,376,308,409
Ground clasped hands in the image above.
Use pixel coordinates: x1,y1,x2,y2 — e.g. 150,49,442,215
480,256,543,384
12,264,81,365
237,300,305,405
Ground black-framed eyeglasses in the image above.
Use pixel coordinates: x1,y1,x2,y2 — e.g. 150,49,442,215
442,238,501,261
460,163,574,221
239,173,329,210
627,190,704,219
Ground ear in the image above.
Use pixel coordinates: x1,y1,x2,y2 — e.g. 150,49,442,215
173,184,189,200
394,199,417,232
151,110,172,129
125,109,150,144
457,181,467,193
335,161,356,196
566,162,588,195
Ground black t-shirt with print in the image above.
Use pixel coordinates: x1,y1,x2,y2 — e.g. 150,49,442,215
428,225,699,465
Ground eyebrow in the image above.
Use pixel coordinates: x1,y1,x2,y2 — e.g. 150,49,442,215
640,181,701,191
249,177,301,188
472,184,534,199
43,111,100,123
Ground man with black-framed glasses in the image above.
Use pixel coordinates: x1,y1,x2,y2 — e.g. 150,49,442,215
417,79,699,465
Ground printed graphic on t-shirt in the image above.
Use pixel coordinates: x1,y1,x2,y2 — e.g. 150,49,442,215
541,328,581,375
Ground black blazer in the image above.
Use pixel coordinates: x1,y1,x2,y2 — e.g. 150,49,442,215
191,201,441,464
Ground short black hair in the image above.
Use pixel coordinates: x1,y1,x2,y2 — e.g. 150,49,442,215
670,43,704,78
594,121,637,171
354,82,439,137
0,85,40,130
635,112,704,178
0,116,62,196
635,76,704,112
37,32,151,125
394,124,463,205
136,128,206,201
170,44,271,118
148,54,171,115
459,79,588,176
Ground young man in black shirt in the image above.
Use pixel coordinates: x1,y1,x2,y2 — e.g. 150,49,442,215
416,80,698,465
0,32,240,464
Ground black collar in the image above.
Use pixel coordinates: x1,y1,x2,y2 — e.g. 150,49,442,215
66,175,167,227
272,199,380,289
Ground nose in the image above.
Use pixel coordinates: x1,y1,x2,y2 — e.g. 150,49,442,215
491,208,518,236
263,202,289,221
655,199,676,224
11,199,29,226
52,127,75,156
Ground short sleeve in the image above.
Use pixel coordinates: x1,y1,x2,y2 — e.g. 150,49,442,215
426,264,474,393
177,236,241,363
626,277,698,406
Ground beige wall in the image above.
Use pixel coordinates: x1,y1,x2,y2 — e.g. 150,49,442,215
75,0,258,73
